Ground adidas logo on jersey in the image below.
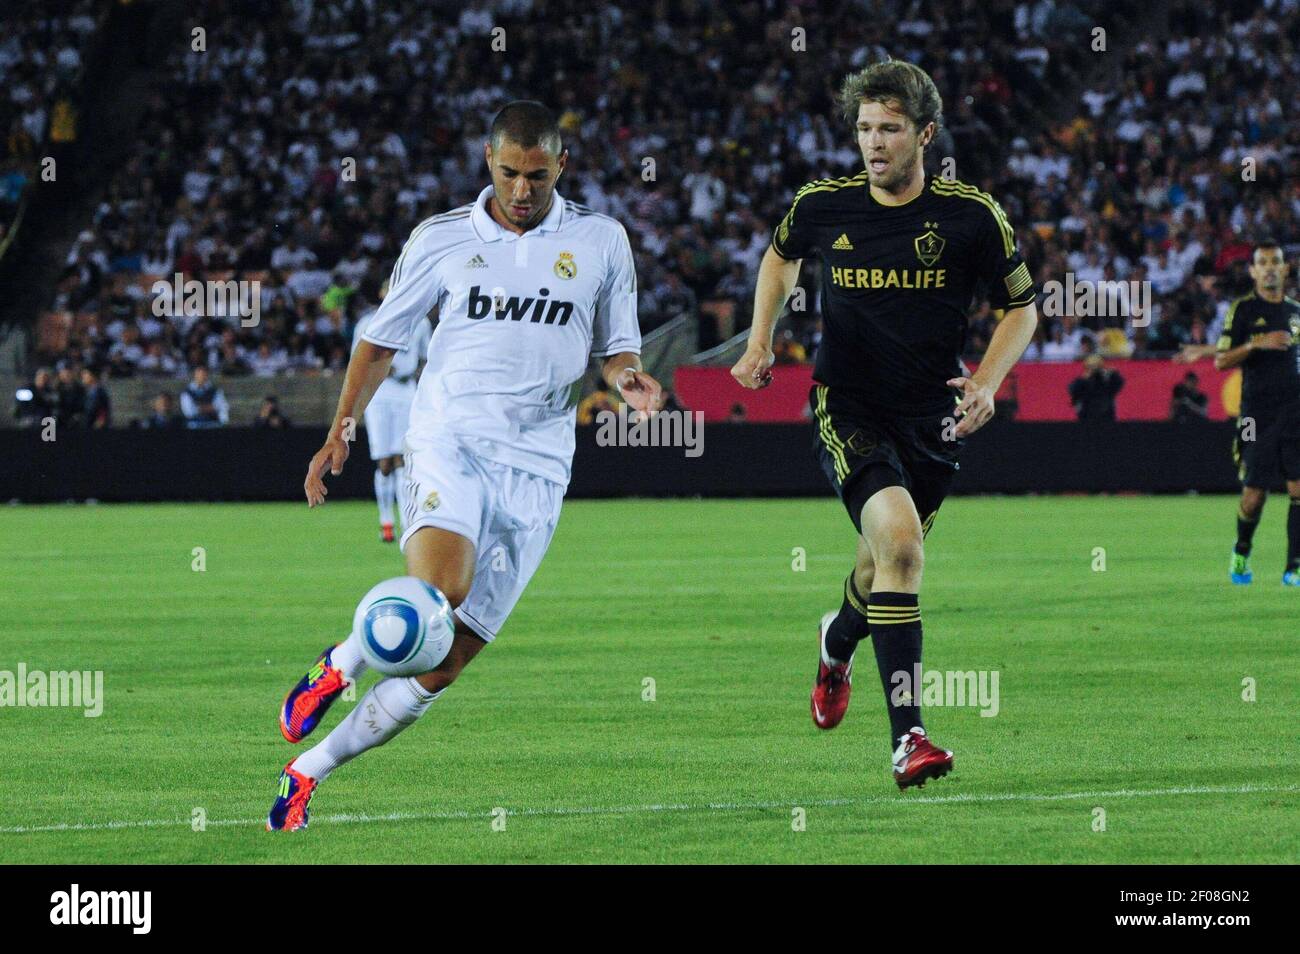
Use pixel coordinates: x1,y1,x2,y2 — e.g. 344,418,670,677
467,285,574,325
832,233,854,250
465,254,489,268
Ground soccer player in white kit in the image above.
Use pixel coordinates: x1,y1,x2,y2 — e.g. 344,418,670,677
268,102,662,830
350,284,432,542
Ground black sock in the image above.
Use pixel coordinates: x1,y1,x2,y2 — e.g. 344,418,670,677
867,591,923,744
824,574,870,663
1235,506,1260,556
1288,498,1300,572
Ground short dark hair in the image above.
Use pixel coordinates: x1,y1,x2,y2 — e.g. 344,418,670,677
490,101,562,156
1253,238,1283,258
839,59,943,138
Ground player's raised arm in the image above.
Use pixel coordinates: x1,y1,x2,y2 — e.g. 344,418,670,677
304,340,396,507
950,300,1038,437
734,184,812,389
732,244,802,389
1218,331,1291,370
592,222,661,415
1215,298,1249,370
306,221,444,507
949,190,1040,437
1174,343,1217,364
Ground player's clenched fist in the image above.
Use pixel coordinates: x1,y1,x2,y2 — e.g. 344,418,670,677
947,376,995,438
615,367,664,417
731,344,775,390
304,433,351,507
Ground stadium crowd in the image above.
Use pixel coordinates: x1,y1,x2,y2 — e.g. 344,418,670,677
1003,0,1300,363
20,0,1300,418
1,0,100,254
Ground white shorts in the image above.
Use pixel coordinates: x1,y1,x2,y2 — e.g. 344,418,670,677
398,433,565,643
364,398,412,460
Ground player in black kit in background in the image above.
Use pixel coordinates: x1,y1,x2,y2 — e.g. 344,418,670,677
1214,241,1300,586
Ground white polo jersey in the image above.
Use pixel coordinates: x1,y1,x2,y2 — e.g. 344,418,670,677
361,185,641,486
351,307,431,402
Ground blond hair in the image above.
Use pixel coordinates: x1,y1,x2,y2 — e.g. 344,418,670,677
838,59,943,139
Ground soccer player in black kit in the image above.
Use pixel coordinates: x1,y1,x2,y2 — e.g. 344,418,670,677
733,60,1038,789
1214,241,1300,586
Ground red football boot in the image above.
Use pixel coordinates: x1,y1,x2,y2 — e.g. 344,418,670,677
267,761,318,832
892,727,954,790
381,523,395,543
811,611,853,729
279,645,348,743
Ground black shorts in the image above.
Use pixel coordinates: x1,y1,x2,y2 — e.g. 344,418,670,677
1234,402,1300,489
810,384,964,536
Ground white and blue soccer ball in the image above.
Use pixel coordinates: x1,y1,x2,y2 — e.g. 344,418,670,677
352,576,455,677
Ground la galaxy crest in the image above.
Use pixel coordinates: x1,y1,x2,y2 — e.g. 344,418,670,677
914,222,944,267
845,430,877,455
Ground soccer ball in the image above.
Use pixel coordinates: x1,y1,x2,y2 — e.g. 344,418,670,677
352,576,455,677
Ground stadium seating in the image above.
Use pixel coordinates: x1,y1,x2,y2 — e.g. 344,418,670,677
12,0,1299,429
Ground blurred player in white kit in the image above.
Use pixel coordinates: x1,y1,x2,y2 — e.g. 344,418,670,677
351,282,432,542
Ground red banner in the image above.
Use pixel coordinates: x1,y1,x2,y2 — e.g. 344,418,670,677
673,359,1237,422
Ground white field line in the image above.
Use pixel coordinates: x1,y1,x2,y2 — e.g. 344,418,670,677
1,782,1296,835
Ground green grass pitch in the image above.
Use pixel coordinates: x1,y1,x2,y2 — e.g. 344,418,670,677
1,496,1296,863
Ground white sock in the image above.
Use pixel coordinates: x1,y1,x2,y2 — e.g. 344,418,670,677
292,676,441,782
375,468,394,526
819,611,847,666
821,641,844,668
330,632,368,681
391,467,405,530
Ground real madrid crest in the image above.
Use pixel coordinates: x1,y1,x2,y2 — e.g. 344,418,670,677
554,251,577,280
422,491,440,512
914,223,945,267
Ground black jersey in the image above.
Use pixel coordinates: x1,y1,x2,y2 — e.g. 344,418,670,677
1215,293,1300,417
773,172,1036,416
